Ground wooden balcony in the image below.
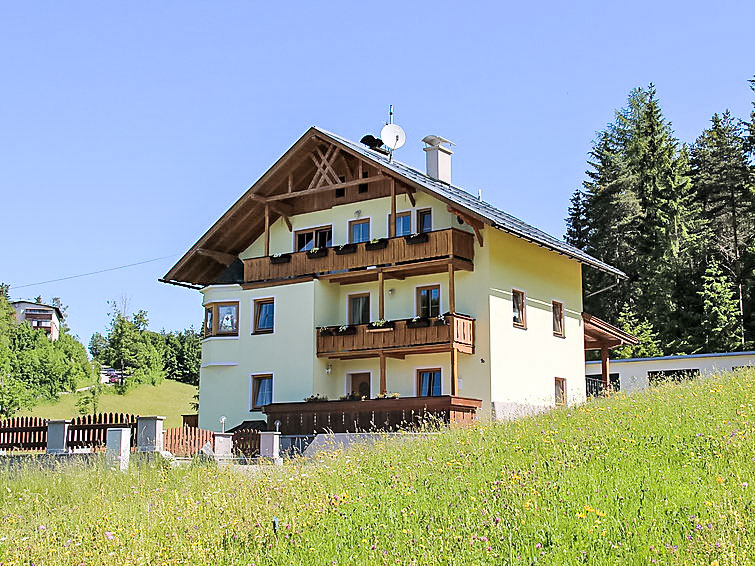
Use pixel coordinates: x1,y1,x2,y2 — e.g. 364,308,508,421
263,395,482,434
243,228,474,286
317,313,474,359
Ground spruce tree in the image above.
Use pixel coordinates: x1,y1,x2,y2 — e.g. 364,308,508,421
565,189,589,249
690,111,754,347
613,303,663,359
698,261,743,352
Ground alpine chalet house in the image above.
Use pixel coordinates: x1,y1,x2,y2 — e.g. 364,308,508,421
162,127,630,433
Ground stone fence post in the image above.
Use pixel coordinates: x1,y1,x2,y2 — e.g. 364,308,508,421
136,416,165,453
106,427,131,471
46,419,71,454
213,432,233,462
259,431,282,465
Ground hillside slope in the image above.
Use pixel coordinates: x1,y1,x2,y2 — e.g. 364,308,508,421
1,370,754,565
17,379,196,428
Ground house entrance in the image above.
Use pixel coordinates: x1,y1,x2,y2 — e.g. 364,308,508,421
349,372,371,398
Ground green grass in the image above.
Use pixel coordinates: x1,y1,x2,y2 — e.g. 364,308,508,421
17,379,197,428
2,370,755,565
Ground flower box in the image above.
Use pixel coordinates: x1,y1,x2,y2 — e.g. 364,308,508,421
270,253,291,264
318,327,334,337
336,325,357,336
307,247,328,259
365,238,388,251
406,316,431,328
434,314,449,326
404,232,429,245
334,243,357,255
367,320,395,331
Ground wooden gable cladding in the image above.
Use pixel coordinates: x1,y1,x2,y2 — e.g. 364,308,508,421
164,129,456,286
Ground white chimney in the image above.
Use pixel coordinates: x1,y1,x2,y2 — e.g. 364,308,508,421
422,135,454,184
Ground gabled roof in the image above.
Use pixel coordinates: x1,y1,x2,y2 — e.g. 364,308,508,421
163,127,626,286
314,128,625,279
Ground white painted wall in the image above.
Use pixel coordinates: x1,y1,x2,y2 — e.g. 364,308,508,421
586,351,755,394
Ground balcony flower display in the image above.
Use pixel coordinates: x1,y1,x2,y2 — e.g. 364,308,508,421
318,326,334,336
365,237,388,251
434,313,449,326
367,319,395,331
404,232,429,245
406,315,431,328
269,252,291,264
336,324,356,336
334,243,357,255
306,246,328,259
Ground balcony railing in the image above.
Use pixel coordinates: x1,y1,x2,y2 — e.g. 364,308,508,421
317,313,474,359
263,395,482,434
243,228,474,284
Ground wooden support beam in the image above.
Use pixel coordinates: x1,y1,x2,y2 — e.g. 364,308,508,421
308,146,335,189
266,175,384,201
601,346,610,389
447,206,484,247
264,204,270,257
195,248,237,267
310,150,341,187
405,186,416,207
448,263,456,314
287,173,293,193
280,214,292,232
378,271,385,320
450,348,459,396
390,178,396,238
379,354,387,395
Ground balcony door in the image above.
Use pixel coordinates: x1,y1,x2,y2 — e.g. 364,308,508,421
348,293,370,325
349,372,371,398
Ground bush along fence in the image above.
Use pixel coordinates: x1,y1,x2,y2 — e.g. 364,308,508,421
0,414,264,460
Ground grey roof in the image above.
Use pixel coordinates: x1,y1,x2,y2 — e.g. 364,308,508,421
316,127,626,279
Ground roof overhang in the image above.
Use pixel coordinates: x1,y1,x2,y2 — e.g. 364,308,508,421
162,127,627,287
583,312,639,350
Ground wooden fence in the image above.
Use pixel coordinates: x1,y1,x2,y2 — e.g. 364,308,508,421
0,416,48,451
163,426,214,457
232,428,260,457
68,413,138,451
0,413,138,452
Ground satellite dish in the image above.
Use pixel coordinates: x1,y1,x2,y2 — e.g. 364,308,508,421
381,123,406,151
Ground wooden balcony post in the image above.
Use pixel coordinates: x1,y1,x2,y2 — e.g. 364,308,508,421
450,348,458,396
389,178,396,238
448,263,456,314
601,345,610,389
379,353,387,395
378,270,385,320
264,203,270,257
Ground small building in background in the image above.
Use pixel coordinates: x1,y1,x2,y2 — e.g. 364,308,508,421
10,300,63,341
585,351,755,395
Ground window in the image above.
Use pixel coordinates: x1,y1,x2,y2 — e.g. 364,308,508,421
203,302,239,337
417,209,432,233
648,369,700,384
393,211,412,236
552,301,564,337
251,374,273,410
554,377,566,406
417,368,442,397
585,373,620,397
416,285,441,318
335,187,345,198
349,373,371,398
349,218,370,243
253,298,274,334
358,171,369,193
295,226,332,252
512,289,526,328
348,293,371,325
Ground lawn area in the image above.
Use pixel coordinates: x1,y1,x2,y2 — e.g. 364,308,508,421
2,369,754,565
17,379,196,428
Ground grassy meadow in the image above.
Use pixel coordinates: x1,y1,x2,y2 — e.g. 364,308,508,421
17,379,197,428
1,369,754,565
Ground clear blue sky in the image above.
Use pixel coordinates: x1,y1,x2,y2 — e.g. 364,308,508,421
1,1,753,346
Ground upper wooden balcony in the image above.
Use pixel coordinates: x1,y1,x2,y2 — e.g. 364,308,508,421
317,313,475,360
242,228,474,286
